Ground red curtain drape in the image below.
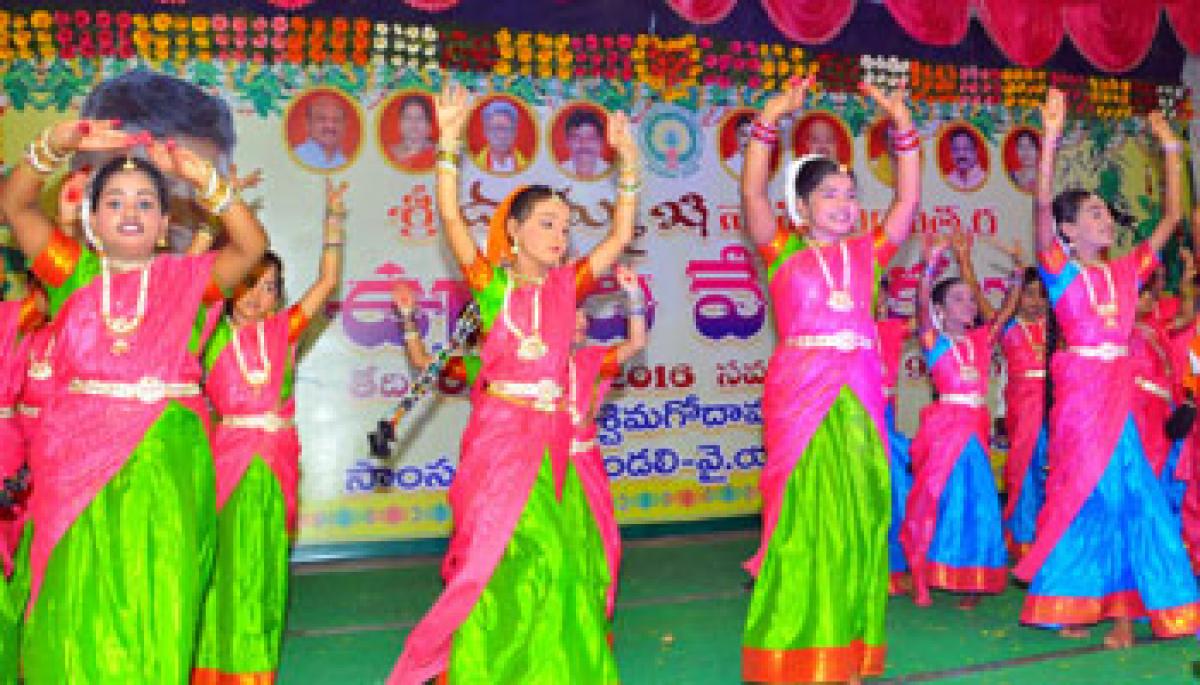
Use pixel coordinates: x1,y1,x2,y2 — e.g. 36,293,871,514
667,0,740,25
882,0,970,46
759,0,857,44
1063,0,1164,73
1166,0,1200,54
977,0,1065,68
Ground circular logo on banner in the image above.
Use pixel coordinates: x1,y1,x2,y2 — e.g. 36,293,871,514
640,104,702,179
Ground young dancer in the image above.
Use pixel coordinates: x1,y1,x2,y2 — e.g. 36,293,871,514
0,120,267,682
193,179,347,684
388,83,638,684
958,237,1049,561
1015,89,1200,648
903,233,1015,609
0,270,43,685
739,74,920,684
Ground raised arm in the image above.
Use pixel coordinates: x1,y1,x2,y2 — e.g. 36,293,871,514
1034,89,1066,257
145,141,267,292
948,230,996,322
433,83,481,272
861,82,920,245
0,120,134,259
741,76,810,246
186,163,263,255
392,283,434,369
585,112,639,276
917,234,946,336
1144,112,1183,256
293,178,347,320
612,264,647,364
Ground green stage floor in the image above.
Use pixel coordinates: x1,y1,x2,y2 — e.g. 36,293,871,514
280,531,1198,683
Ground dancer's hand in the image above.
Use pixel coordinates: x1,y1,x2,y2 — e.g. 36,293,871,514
608,111,638,165
325,177,349,217
392,282,417,313
146,139,216,191
228,164,263,192
923,233,949,262
614,263,640,295
761,75,813,125
1040,88,1066,141
860,81,913,130
1147,111,1178,148
435,81,472,147
47,119,141,155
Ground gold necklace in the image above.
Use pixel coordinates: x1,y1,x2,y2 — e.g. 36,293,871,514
100,257,150,354
811,240,854,313
230,318,271,389
948,332,979,382
1075,259,1118,328
502,270,548,361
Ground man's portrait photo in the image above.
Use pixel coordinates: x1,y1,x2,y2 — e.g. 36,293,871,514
792,111,853,168
550,104,613,181
467,95,537,176
286,89,361,172
937,123,990,193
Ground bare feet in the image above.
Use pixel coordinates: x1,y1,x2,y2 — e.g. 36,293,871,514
912,583,932,607
1103,619,1135,649
957,594,981,610
1058,626,1090,639
890,574,912,596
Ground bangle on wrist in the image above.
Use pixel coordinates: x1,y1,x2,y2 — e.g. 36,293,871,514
1163,141,1183,153
404,330,421,340
39,128,70,165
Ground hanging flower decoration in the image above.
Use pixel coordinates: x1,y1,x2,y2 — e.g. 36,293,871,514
0,8,1191,119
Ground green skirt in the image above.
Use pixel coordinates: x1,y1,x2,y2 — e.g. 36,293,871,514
22,402,216,684
447,454,617,684
0,523,31,685
194,456,290,682
743,387,890,683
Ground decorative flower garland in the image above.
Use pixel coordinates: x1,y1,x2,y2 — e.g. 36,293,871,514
0,8,1190,116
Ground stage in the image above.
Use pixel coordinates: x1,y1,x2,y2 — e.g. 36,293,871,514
279,531,1196,683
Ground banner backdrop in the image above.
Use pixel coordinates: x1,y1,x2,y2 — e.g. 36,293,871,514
0,58,1191,555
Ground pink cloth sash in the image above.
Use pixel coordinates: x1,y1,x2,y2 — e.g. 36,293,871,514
570,345,621,618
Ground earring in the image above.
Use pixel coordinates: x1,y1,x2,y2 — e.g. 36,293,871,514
511,241,519,256
157,233,168,248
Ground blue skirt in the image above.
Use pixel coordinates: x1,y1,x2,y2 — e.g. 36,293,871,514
1160,438,1186,531
926,436,1008,593
886,403,912,576
1004,424,1048,550
1022,416,1200,635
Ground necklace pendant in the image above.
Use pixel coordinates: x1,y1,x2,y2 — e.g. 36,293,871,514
1103,315,1118,329
960,366,980,382
1096,303,1117,318
247,370,269,387
517,335,548,361
827,290,854,313
111,337,131,355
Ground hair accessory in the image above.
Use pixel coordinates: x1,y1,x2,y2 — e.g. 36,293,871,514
783,153,828,226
